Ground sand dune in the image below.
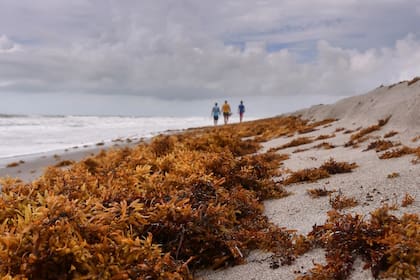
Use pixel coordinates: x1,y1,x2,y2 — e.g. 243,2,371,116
293,77,420,130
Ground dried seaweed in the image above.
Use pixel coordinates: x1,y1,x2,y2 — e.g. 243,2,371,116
312,142,335,150
345,117,391,147
412,136,420,142
0,115,417,280
6,162,20,168
378,146,414,159
297,119,336,135
307,187,336,198
407,76,420,86
298,127,317,134
6,160,24,168
363,139,397,152
384,131,398,138
387,172,400,179
54,160,76,167
388,77,420,88
284,168,330,185
279,137,314,149
292,148,310,153
284,159,357,185
401,193,414,207
299,207,420,280
319,158,358,174
410,147,420,164
329,193,358,210
343,129,354,134
315,134,336,140
0,116,322,279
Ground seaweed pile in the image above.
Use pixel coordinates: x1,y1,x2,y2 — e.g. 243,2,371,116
306,187,336,198
283,158,358,185
298,206,419,280
0,116,318,279
379,146,420,160
0,115,418,280
363,139,397,152
344,117,391,147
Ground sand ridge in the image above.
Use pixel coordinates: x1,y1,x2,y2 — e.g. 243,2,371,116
293,78,420,130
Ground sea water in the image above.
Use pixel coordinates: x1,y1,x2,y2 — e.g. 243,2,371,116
0,114,211,160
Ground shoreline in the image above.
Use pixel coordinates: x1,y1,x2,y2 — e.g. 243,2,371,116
0,127,189,183
0,145,105,182
0,140,142,183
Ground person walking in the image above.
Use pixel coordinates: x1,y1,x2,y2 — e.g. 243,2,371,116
238,100,245,123
211,102,221,125
222,100,231,124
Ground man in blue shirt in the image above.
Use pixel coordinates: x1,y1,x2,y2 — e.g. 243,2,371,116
211,102,221,125
238,100,245,123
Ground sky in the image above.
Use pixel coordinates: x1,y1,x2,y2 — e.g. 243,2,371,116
0,0,420,117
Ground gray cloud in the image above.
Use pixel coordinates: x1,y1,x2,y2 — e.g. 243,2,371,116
0,35,21,52
0,0,420,115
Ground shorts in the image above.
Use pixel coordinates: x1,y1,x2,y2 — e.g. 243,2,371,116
223,112,230,117
213,116,219,120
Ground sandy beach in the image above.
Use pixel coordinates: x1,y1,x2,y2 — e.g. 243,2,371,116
0,142,130,183
196,80,420,279
1,79,419,279
0,147,96,182
198,123,419,279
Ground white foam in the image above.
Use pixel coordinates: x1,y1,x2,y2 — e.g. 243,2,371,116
0,115,210,159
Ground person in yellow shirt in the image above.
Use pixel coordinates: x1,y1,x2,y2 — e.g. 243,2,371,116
222,100,231,124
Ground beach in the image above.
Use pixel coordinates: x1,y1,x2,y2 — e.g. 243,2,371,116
0,115,212,182
0,145,112,182
198,118,420,279
197,79,420,279
0,79,419,279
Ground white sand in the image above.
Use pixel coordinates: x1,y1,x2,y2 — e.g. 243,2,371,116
197,80,420,279
0,141,138,183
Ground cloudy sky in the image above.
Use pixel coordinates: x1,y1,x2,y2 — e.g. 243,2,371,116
1,0,420,117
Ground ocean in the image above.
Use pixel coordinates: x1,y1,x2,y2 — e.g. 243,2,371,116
0,114,212,160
